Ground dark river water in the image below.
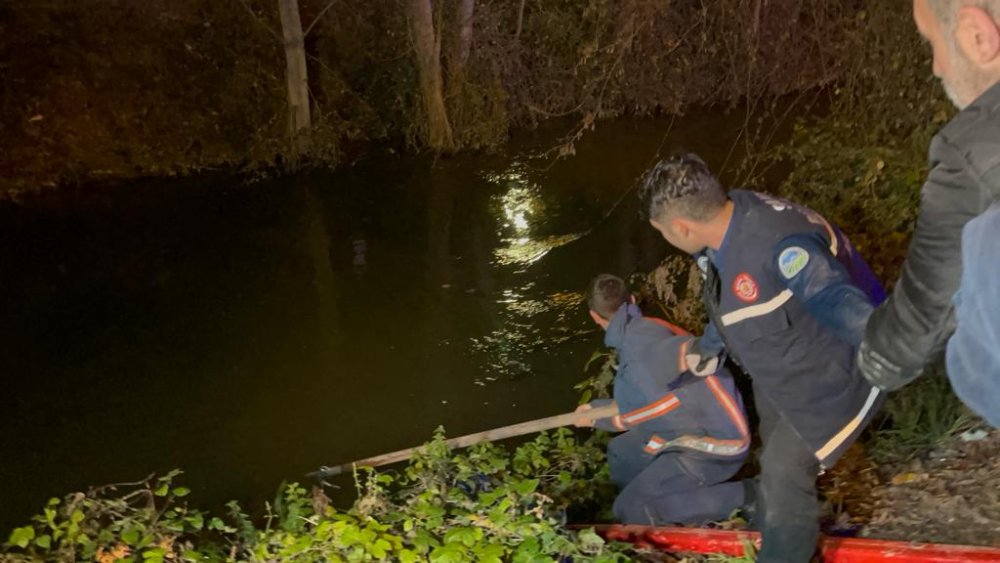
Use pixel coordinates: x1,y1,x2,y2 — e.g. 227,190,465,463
0,112,770,531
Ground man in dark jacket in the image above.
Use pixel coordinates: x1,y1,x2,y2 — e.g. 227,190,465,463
576,274,751,526
639,154,886,563
857,0,1000,426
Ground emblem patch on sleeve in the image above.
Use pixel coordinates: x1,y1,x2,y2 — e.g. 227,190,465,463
779,246,810,279
732,272,759,303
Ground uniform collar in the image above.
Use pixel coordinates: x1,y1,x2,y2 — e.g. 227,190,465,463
707,192,746,272
604,302,643,349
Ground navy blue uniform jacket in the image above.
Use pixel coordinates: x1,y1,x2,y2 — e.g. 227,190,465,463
591,304,750,460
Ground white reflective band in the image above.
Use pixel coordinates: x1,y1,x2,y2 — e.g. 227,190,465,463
720,289,793,326
821,218,838,255
815,387,881,461
672,435,749,457
622,396,680,425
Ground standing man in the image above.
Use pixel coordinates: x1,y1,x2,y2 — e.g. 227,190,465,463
639,154,886,562
858,0,1000,426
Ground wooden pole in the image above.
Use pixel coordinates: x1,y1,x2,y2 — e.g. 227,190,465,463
309,403,618,479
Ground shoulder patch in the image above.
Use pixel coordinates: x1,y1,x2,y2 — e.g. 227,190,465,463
778,246,810,279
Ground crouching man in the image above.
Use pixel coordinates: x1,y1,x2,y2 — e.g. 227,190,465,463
639,154,886,562
576,273,752,526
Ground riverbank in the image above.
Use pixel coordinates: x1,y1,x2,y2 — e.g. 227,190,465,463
1,0,868,198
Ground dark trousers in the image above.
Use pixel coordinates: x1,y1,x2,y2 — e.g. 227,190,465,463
754,388,821,563
607,431,745,525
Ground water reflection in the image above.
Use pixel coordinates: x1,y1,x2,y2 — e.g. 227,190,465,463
461,163,600,380
2,112,771,530
489,163,584,268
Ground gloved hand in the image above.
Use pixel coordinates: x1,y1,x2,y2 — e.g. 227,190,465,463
684,338,720,377
856,339,923,391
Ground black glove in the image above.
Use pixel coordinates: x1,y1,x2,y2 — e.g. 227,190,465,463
856,338,923,391
684,338,720,377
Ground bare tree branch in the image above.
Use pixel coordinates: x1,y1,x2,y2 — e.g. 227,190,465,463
304,0,342,37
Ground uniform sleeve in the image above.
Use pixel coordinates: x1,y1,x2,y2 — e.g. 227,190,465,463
861,137,985,388
774,233,874,348
606,332,691,431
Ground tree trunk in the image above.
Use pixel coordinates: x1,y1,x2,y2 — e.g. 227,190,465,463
278,0,311,133
452,0,475,74
407,0,455,152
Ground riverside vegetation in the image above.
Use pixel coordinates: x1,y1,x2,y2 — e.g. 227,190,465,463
1,1,983,560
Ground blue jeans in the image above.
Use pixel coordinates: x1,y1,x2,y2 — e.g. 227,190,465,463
607,431,745,525
947,202,1000,427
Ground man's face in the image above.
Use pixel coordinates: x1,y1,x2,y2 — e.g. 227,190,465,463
914,0,1000,108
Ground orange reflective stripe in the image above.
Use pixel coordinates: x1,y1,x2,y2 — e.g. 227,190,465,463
620,394,681,428
612,415,626,431
648,317,691,336
705,375,749,438
644,435,667,454
678,338,692,373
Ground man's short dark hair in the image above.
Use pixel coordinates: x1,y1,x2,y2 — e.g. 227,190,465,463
638,153,727,222
587,273,630,320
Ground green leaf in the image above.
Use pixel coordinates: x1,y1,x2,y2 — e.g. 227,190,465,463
43,508,57,527
512,538,543,563
122,527,141,545
513,478,539,496
9,526,35,549
577,527,605,552
412,530,440,554
35,534,52,550
184,513,204,530
154,484,169,497
70,509,85,523
429,542,467,563
473,543,505,563
172,487,191,497
443,527,479,547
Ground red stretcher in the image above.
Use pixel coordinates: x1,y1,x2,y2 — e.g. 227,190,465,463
592,524,1000,562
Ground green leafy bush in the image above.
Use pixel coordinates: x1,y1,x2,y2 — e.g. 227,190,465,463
1,430,651,563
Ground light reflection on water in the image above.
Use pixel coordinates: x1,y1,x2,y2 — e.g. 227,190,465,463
467,162,600,379
489,162,586,268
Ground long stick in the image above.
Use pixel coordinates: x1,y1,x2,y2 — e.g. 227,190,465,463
309,403,618,479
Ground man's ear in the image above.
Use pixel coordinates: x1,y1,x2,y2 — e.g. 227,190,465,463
956,6,1000,65
671,216,693,239
589,309,610,329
